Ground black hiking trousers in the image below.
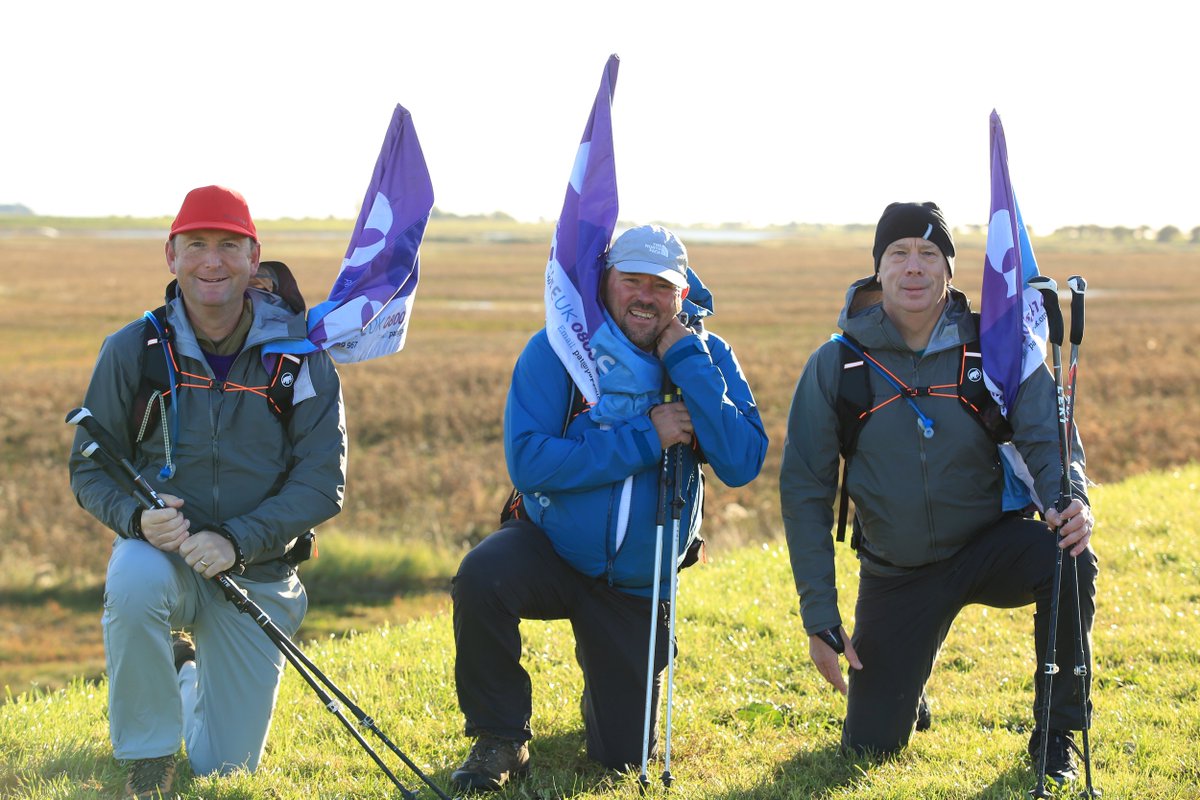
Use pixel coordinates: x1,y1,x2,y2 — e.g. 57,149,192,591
843,514,1098,756
452,519,671,770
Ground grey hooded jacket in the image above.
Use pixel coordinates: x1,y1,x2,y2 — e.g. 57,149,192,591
70,287,347,580
779,276,1086,634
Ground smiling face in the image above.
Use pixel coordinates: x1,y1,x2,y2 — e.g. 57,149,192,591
601,267,684,352
877,236,951,321
165,230,260,316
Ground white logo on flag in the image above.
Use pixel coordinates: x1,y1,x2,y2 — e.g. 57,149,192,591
344,192,393,268
986,209,1018,298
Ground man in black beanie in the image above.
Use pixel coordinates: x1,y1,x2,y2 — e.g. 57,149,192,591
780,202,1097,788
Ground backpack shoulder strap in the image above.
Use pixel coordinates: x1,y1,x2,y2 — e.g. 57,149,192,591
959,313,1014,443
263,353,303,421
132,305,174,443
833,333,873,545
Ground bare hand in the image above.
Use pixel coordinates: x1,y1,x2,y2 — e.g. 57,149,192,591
650,400,693,450
1045,498,1094,557
654,317,692,359
808,626,862,695
139,494,190,552
179,531,236,577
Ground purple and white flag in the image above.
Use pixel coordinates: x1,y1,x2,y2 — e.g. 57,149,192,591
981,110,1051,511
306,104,434,363
544,55,620,403
980,110,1049,417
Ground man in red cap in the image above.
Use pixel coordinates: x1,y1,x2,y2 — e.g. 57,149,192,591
69,186,347,798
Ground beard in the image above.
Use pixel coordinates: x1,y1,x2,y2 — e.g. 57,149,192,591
615,305,667,352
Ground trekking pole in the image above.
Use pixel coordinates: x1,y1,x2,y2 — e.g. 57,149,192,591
639,400,673,793
1065,275,1098,798
1027,278,1079,800
67,410,453,800
661,437,686,790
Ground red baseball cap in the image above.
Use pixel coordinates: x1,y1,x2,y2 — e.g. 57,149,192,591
169,185,258,240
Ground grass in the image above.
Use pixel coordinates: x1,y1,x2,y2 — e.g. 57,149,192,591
2,464,1198,799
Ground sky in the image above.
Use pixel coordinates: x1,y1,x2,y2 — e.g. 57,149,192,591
2,0,1195,233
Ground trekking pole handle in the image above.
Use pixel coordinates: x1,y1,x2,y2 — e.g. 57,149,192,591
1028,276,1063,348
67,408,123,460
1067,275,1087,346
67,408,170,511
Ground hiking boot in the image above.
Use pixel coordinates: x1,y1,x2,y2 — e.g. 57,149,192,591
171,632,195,673
916,693,932,732
123,754,176,799
1028,728,1080,786
451,734,530,792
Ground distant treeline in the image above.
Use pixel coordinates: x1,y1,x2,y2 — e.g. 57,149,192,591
2,204,1196,244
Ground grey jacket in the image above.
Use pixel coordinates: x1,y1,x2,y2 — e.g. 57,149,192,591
779,276,1086,634
69,287,347,580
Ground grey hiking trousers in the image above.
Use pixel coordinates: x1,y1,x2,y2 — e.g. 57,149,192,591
103,536,306,774
843,514,1098,755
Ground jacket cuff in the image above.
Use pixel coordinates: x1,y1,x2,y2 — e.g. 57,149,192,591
127,507,145,541
216,526,247,573
628,414,660,465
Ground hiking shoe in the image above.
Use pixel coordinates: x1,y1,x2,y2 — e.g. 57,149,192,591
915,694,932,732
1028,728,1080,786
451,734,530,792
171,632,195,673
123,754,176,799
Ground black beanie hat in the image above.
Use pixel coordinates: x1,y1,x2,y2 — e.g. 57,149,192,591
872,201,955,276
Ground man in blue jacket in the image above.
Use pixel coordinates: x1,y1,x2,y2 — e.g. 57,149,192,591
450,225,767,791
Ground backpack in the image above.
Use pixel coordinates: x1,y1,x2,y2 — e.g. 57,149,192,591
131,261,314,567
833,313,1013,548
132,261,306,446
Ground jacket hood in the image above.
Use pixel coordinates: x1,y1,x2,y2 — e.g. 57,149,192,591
837,275,977,355
680,266,714,325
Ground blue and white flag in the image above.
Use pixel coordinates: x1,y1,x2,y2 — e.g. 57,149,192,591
980,110,1050,510
305,104,434,363
544,55,620,403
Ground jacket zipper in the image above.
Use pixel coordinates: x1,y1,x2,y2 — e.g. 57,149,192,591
604,484,618,586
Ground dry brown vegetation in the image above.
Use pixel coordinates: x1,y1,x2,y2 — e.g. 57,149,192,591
2,227,1198,584
1,224,1197,691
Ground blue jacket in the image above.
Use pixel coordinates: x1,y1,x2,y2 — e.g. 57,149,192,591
504,327,767,596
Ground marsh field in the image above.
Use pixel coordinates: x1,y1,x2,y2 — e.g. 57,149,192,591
1,220,1197,695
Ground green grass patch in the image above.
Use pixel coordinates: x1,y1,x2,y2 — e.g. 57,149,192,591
299,532,459,605
3,465,1199,798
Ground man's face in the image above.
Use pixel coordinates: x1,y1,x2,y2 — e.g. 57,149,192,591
601,268,684,352
165,230,260,315
877,237,950,318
